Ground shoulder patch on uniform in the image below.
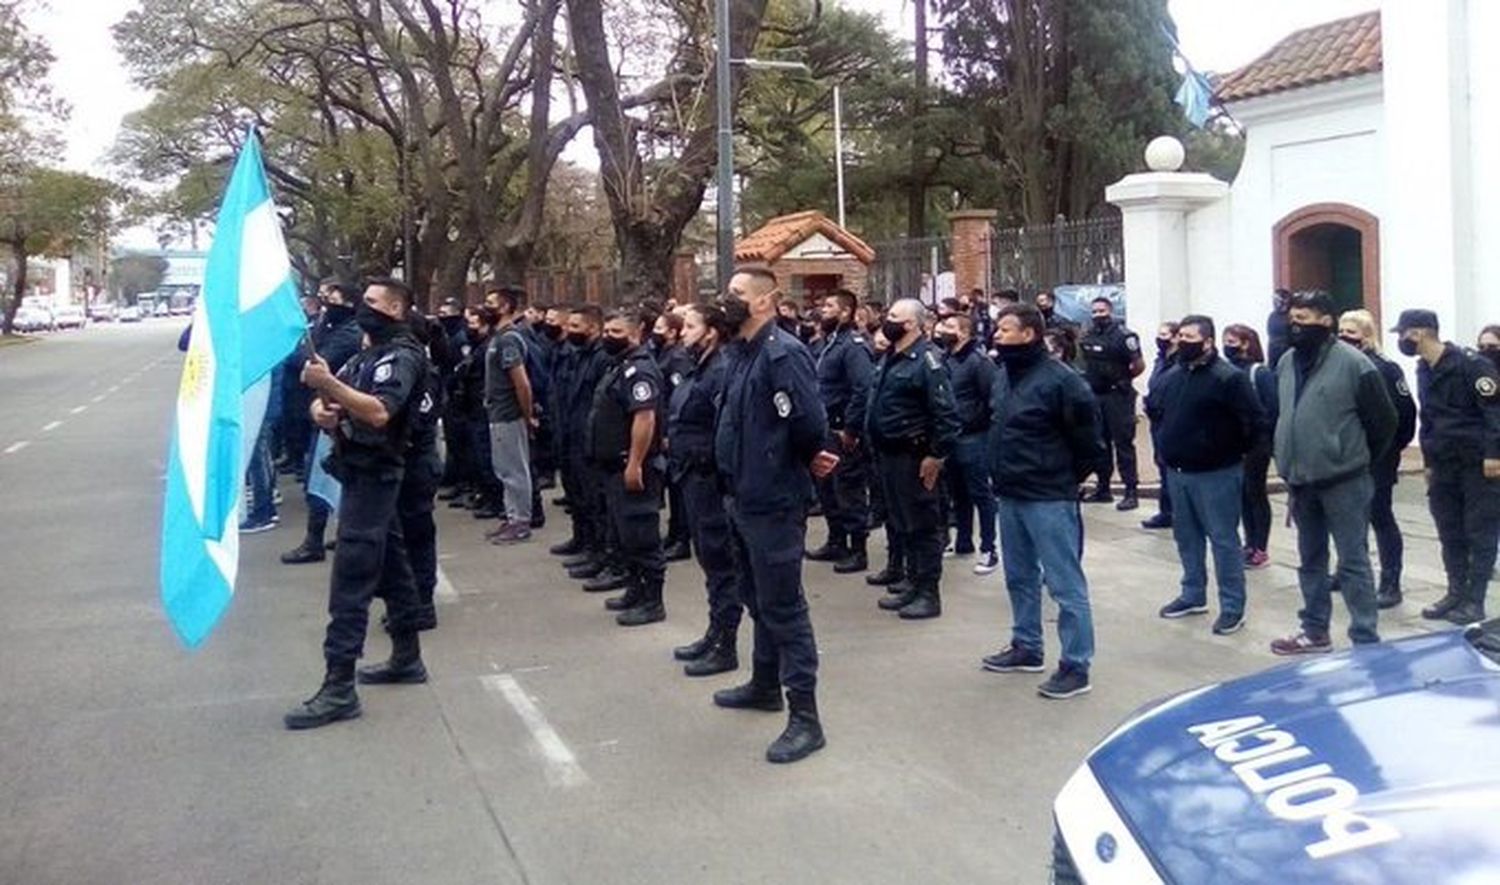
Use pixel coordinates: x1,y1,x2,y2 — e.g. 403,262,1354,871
925,350,942,371
852,334,866,344
1125,335,1140,352
1396,378,1411,398
773,390,792,418
1478,376,1498,398
631,380,653,402
374,363,393,383
670,372,683,386
624,365,637,378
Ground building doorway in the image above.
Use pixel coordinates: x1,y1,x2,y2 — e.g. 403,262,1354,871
1273,203,1381,322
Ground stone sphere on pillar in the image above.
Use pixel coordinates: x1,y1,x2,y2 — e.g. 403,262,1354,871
1144,136,1186,173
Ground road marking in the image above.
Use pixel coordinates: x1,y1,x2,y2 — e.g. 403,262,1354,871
435,565,458,602
91,394,106,403
41,421,61,432
108,385,120,393
3,441,28,455
480,674,589,788
70,405,87,415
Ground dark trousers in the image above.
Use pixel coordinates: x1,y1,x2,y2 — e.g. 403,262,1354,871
877,450,945,588
1427,461,1500,605
1095,389,1139,491
726,502,818,693
399,450,441,624
1370,480,1402,581
815,434,870,543
1154,450,1174,516
947,433,996,554
564,451,604,551
1290,473,1379,645
441,409,472,486
603,468,665,586
665,479,690,546
1241,440,1273,551
324,473,421,664
682,470,742,629
468,417,500,500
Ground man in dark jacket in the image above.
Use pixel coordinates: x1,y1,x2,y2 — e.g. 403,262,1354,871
1146,315,1266,635
981,303,1103,700
1266,288,1292,368
936,311,1000,575
1270,292,1397,655
1141,321,1180,530
808,289,874,573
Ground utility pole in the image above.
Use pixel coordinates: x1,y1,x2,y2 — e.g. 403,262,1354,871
834,84,846,229
714,0,735,295
907,0,928,240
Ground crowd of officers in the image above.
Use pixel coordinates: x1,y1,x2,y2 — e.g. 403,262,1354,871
270,270,1500,766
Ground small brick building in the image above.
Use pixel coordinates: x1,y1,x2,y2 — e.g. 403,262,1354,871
735,211,876,305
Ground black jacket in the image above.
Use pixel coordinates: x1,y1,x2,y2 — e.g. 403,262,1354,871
987,350,1103,501
815,325,874,433
1145,353,1266,473
945,340,999,435
1367,351,1416,484
865,338,961,458
1417,343,1500,464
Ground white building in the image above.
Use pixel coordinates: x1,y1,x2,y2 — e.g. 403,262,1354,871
1109,2,1500,351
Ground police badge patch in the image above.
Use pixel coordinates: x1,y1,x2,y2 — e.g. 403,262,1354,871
1478,376,1498,398
632,380,653,402
1126,335,1140,352
374,362,393,383
773,391,792,418
671,372,683,386
625,365,637,378
1397,379,1411,398
925,350,942,371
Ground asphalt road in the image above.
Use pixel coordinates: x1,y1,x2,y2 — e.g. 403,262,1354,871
0,322,1459,885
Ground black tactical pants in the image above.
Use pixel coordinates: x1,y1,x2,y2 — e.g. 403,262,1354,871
398,450,441,629
324,472,421,664
603,467,666,588
815,433,870,544
1095,389,1139,491
877,450,945,589
726,502,818,694
1428,460,1500,606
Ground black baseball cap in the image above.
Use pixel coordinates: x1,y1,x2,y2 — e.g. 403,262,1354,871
1390,309,1439,334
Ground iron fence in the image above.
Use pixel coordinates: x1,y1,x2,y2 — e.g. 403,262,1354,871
866,237,951,305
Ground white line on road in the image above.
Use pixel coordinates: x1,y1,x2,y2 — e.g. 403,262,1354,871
3,441,28,455
480,674,590,789
91,394,106,403
108,385,119,393
70,405,87,415
41,421,61,432
435,565,458,602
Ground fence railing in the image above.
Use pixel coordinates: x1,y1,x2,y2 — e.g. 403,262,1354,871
866,237,951,305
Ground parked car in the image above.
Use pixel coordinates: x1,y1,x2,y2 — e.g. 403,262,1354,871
88,304,116,323
14,306,52,332
118,305,142,323
53,305,86,329
1052,620,1500,883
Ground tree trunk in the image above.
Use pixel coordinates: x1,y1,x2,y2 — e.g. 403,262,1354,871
3,240,28,335
432,235,479,305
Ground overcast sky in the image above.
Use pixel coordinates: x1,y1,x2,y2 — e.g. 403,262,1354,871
29,0,1378,246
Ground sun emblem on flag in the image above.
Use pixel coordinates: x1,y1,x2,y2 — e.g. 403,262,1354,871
179,348,209,403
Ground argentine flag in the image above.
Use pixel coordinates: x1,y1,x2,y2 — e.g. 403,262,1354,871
161,131,307,647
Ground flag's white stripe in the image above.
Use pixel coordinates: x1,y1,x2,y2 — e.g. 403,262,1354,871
176,297,217,525
239,201,291,312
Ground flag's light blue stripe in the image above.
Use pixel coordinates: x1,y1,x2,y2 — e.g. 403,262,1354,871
161,438,233,647
307,431,342,511
242,277,306,387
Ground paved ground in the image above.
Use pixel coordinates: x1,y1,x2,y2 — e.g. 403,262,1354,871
0,322,1461,885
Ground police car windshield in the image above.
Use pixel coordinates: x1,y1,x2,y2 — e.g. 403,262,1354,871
1469,618,1500,665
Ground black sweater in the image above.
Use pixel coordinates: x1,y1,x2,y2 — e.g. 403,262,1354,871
1146,353,1266,473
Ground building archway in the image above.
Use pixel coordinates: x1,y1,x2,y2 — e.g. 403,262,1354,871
1273,203,1381,323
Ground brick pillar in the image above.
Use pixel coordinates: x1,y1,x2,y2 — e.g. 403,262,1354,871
584,268,602,305
553,272,571,302
672,250,698,303
948,209,997,300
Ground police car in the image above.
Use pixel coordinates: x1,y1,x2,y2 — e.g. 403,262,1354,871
1052,619,1500,883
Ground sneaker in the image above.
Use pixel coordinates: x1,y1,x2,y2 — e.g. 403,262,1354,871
972,550,1000,575
239,516,279,534
1245,548,1270,570
271,488,284,505
1212,612,1246,635
1037,664,1091,699
1269,631,1332,656
483,520,513,540
980,644,1044,673
1159,598,1209,619
490,523,532,544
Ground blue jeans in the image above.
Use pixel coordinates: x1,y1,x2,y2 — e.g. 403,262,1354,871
948,433,997,554
1291,473,1379,644
997,497,1094,669
1167,464,1246,618
245,423,277,523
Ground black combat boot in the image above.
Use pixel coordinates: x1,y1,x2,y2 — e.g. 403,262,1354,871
663,539,692,561
713,663,784,711
284,660,361,730
357,632,428,685
560,551,596,569
280,537,326,565
1422,590,1465,620
617,576,666,626
898,584,942,620
878,579,918,611
1376,570,1403,609
805,533,849,562
1115,490,1139,512
673,624,719,661
684,625,738,677
549,537,584,556
766,690,826,764
605,579,643,612
567,556,607,580
833,534,869,574
584,566,630,593
1446,581,1487,625
865,552,904,586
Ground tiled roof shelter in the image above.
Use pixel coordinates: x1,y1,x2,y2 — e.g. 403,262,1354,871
1216,10,1382,102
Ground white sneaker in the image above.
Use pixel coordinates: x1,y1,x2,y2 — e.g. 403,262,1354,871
972,551,1000,575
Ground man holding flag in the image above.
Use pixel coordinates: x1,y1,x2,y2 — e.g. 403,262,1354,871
284,278,434,730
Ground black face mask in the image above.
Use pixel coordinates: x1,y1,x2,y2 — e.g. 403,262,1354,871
356,302,405,345
1338,334,1365,350
1092,316,1112,332
439,314,465,336
776,315,801,336
1176,341,1206,363
648,332,667,351
996,340,1046,371
1288,322,1330,353
819,315,841,334
1156,338,1173,358
538,321,562,341
466,327,487,345
600,335,630,357
719,298,751,335
799,321,817,341
880,319,909,343
1397,337,1420,358
1038,304,1054,318
324,303,355,325
932,332,956,350
1223,343,1243,363
1481,347,1500,369
565,330,590,347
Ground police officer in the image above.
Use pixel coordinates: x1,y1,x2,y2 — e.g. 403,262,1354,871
1079,295,1145,511
555,306,614,582
866,298,961,620
713,267,838,764
668,303,743,676
1394,310,1500,624
397,315,444,632
934,311,1000,574
285,278,432,730
588,309,669,625
807,288,874,573
654,310,696,561
282,280,363,564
